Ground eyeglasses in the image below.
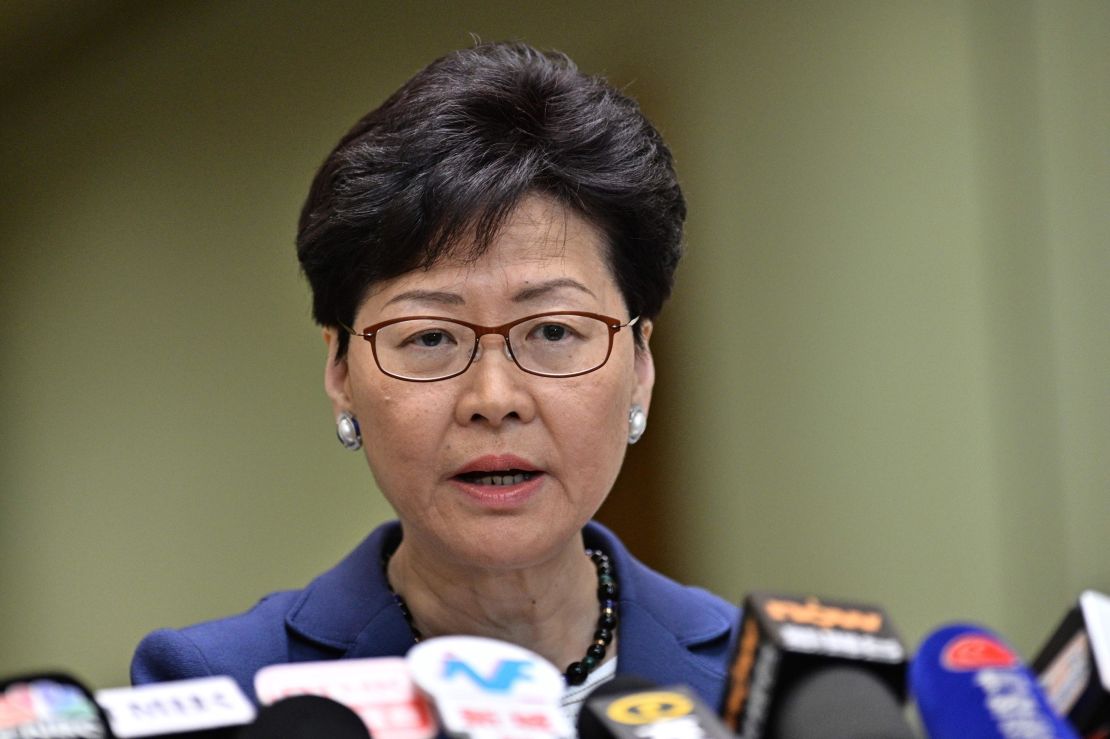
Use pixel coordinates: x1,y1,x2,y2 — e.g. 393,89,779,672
342,311,639,382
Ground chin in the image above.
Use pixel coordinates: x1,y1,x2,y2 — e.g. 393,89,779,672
438,518,586,571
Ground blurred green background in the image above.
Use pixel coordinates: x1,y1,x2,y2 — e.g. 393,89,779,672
1,1,1106,690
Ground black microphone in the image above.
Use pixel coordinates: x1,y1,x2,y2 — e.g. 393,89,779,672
772,665,914,739
0,671,115,739
1033,590,1110,737
236,694,370,739
718,591,913,739
576,676,655,739
577,676,735,739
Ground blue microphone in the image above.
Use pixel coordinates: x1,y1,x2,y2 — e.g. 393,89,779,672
911,623,1079,739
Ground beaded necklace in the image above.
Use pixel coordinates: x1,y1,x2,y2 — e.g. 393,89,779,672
382,547,618,686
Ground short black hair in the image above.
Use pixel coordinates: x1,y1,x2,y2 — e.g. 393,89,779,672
296,41,686,358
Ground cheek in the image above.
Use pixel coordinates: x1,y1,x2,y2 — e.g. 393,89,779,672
353,380,449,487
546,373,632,475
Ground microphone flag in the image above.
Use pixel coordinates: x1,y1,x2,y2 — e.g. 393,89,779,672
254,656,437,739
0,672,114,739
1033,590,1110,737
719,591,907,738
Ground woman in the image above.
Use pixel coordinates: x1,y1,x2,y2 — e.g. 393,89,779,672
132,41,737,715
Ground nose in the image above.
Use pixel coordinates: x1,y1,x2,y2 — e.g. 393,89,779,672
454,334,537,428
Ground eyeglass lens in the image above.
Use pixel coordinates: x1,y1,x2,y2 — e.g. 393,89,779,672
372,314,614,380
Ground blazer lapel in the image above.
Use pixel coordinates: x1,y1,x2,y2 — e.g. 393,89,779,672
284,522,415,658
585,521,737,709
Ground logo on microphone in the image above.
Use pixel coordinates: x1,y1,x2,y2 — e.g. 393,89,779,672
407,636,565,703
605,691,695,725
0,678,106,738
763,596,884,633
442,658,533,694
942,634,1018,671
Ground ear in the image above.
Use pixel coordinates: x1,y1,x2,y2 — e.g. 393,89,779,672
632,319,656,415
323,327,353,418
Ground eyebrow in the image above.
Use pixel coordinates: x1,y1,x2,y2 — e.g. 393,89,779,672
512,278,597,303
383,290,466,308
382,278,596,308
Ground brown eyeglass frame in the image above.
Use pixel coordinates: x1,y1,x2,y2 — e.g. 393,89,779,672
341,310,639,382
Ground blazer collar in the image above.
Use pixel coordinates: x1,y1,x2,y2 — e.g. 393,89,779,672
284,520,734,694
284,521,415,657
585,521,734,702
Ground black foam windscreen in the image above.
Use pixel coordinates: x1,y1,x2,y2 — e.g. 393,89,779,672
236,694,370,739
771,666,915,739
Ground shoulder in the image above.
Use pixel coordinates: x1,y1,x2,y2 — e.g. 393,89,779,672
131,522,409,699
131,590,304,686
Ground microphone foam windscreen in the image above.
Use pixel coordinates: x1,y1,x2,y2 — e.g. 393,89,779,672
237,694,370,739
772,666,915,739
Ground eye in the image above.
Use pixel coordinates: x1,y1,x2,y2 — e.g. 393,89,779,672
518,316,592,346
386,321,464,351
538,323,568,342
410,330,451,347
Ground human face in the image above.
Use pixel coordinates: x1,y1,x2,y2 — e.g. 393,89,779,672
324,195,654,571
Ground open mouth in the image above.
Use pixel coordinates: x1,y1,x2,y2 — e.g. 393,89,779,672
454,470,540,487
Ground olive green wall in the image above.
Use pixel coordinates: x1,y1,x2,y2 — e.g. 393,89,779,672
2,1,1106,690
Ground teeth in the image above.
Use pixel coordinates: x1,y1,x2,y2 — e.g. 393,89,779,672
473,473,529,486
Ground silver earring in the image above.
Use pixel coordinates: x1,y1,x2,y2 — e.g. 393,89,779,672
336,411,362,451
628,405,647,445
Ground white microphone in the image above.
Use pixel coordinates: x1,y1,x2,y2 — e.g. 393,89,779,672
406,635,573,739
1033,589,1110,736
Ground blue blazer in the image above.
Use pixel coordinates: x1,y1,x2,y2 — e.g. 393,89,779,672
132,520,739,710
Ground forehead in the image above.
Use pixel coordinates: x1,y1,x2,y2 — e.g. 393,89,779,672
362,196,618,310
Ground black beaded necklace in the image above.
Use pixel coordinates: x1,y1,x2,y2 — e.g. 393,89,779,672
382,547,618,686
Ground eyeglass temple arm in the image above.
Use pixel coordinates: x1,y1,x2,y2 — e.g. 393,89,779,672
619,316,640,330
337,321,367,337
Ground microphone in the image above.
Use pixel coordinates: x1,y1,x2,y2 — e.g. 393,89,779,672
718,591,911,738
1033,590,1110,737
406,635,573,739
253,657,436,739
95,676,255,738
771,665,914,739
237,694,370,739
0,671,115,739
910,622,1079,739
576,676,655,739
576,675,734,739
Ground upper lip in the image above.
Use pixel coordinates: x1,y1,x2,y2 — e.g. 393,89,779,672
452,454,542,477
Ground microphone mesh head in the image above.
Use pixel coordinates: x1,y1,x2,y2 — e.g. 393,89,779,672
239,694,370,739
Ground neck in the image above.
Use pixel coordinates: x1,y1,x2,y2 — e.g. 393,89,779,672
385,532,612,673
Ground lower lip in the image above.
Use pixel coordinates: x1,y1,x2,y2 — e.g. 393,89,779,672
449,473,546,509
